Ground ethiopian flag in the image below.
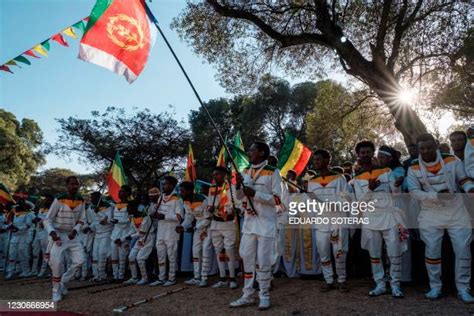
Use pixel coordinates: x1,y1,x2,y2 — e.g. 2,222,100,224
107,152,128,203
79,0,156,83
277,132,312,177
184,144,197,183
0,183,15,204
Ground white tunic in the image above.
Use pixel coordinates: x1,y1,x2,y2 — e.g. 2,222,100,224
407,153,474,228
236,161,282,238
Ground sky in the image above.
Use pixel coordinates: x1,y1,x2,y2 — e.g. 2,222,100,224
1,0,230,174
0,0,460,176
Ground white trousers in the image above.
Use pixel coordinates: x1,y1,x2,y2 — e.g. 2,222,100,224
31,235,48,274
316,229,348,284
7,234,30,275
92,236,110,279
211,229,237,279
129,234,155,280
240,233,275,299
420,227,471,291
156,239,178,281
49,232,84,294
362,226,401,289
192,230,212,279
111,240,130,279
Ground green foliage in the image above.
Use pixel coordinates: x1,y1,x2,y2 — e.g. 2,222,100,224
0,108,44,189
305,80,396,164
23,168,98,197
173,1,473,143
52,107,190,190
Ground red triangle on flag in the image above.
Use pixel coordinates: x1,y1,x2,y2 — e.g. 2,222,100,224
51,33,69,47
24,50,40,58
0,65,13,74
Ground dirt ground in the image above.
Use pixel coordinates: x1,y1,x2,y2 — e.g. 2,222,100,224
1,274,473,315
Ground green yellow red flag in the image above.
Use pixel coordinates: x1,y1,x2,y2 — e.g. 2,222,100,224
0,183,15,204
107,152,128,203
184,144,197,183
277,132,312,177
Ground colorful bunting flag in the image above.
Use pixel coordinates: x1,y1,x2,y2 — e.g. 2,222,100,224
0,65,13,74
51,33,69,47
63,27,78,39
6,60,19,67
72,20,86,33
1,17,88,75
41,40,51,51
33,44,48,57
14,56,31,65
24,50,40,58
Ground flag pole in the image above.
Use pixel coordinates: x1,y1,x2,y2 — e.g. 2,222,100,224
145,4,258,214
145,5,237,171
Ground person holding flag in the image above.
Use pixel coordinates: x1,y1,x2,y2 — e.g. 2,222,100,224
175,181,211,287
149,175,183,287
230,141,283,310
206,166,238,290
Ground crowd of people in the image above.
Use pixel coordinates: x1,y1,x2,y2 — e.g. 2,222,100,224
1,127,473,310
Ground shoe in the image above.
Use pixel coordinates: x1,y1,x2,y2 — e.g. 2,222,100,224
391,286,404,298
92,277,103,283
163,280,176,287
38,271,46,278
60,283,68,296
5,273,15,280
19,272,32,278
258,297,271,310
149,280,165,286
198,279,208,287
212,280,228,288
320,282,335,292
458,289,474,304
137,279,148,285
52,292,62,302
229,280,238,290
368,286,387,297
185,278,201,286
229,296,256,308
123,278,138,285
425,288,442,300
338,281,349,293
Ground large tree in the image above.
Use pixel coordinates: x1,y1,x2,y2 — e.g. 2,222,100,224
24,168,100,197
0,108,44,189
173,1,472,144
53,107,190,189
305,80,396,163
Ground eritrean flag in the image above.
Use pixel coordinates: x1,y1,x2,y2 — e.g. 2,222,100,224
0,183,15,204
184,144,197,183
107,152,128,203
277,132,312,177
79,0,156,83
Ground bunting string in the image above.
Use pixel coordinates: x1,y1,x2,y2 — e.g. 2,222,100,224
0,17,89,75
